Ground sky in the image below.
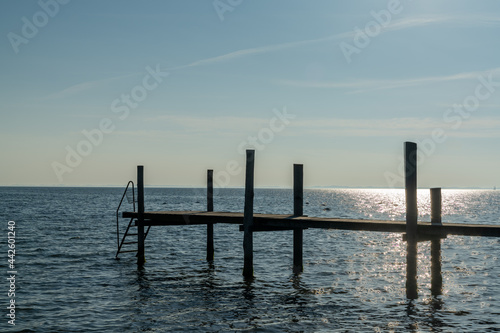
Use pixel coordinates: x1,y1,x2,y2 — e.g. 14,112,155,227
1,0,500,188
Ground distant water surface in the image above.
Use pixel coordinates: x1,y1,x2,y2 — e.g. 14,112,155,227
1,187,499,332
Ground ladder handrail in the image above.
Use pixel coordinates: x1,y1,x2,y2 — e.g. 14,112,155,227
116,181,135,252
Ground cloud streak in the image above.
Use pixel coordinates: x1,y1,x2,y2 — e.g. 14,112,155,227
167,15,457,71
292,116,500,138
43,72,141,100
136,114,500,139
166,34,344,71
276,67,500,93
145,114,269,133
43,14,500,98
382,15,453,33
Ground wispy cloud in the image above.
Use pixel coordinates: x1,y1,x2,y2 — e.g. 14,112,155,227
383,15,453,33
145,114,269,132
167,15,457,71
44,14,499,100
276,67,500,93
438,103,500,109
111,116,269,142
166,13,500,72
291,116,500,138
167,35,344,71
43,72,140,100
123,115,500,139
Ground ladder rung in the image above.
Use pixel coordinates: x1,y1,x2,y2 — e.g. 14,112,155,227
126,233,138,236
119,250,138,253
123,242,138,245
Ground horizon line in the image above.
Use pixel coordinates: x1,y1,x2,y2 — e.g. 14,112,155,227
0,185,496,190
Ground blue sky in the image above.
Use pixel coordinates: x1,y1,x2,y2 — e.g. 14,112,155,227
1,0,499,188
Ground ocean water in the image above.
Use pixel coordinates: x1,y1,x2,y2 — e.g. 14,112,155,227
1,187,499,332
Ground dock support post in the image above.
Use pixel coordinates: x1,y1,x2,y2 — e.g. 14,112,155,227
405,142,418,299
137,165,145,267
243,150,255,278
293,164,304,274
430,188,442,225
430,187,443,296
207,169,214,262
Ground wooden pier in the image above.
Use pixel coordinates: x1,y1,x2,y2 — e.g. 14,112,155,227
122,211,500,237
118,142,500,299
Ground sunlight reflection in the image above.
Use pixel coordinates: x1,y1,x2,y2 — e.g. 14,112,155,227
312,188,500,224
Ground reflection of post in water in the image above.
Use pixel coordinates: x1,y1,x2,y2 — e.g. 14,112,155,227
405,142,418,299
430,188,443,296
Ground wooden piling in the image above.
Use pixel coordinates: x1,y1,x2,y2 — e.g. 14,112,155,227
243,150,255,278
137,165,145,267
430,187,443,295
430,188,442,225
293,164,304,273
207,170,214,262
293,164,303,217
405,142,418,299
207,170,214,212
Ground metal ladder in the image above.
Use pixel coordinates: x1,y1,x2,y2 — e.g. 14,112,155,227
115,181,151,259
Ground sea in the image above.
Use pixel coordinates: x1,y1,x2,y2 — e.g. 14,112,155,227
1,186,499,332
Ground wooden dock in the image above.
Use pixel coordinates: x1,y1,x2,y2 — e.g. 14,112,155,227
122,211,500,237
117,142,500,299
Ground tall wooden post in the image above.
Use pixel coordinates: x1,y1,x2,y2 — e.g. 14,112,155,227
293,164,304,273
405,142,418,299
207,169,214,262
430,187,443,296
430,188,442,225
243,150,255,278
137,165,145,267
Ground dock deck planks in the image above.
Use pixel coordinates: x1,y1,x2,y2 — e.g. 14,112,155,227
123,211,500,237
